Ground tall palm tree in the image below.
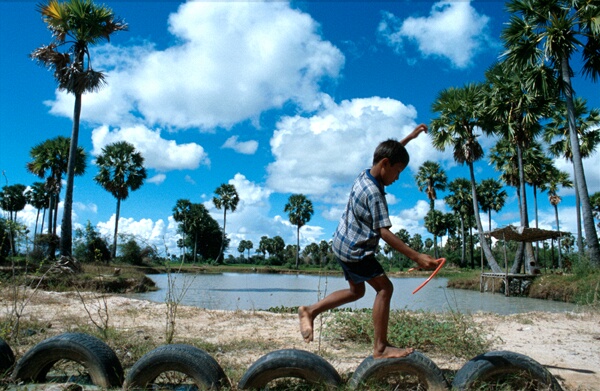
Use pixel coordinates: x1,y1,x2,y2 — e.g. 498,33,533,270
213,184,240,264
94,141,146,258
415,161,447,258
284,194,313,269
544,97,600,253
430,83,503,273
542,168,573,268
502,0,600,266
446,178,474,267
0,184,28,255
31,0,127,257
27,136,86,235
484,61,555,274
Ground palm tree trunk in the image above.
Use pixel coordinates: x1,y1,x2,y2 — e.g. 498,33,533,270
48,195,54,234
295,225,300,269
574,175,583,253
468,162,501,272
561,57,600,266
112,198,121,259
516,143,538,274
60,92,83,257
460,216,466,267
554,203,563,269
217,209,226,264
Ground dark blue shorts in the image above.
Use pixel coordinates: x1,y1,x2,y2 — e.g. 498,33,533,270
337,255,385,284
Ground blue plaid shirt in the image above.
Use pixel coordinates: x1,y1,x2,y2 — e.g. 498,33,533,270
332,169,391,263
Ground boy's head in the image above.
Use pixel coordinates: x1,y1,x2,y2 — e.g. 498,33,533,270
373,139,410,167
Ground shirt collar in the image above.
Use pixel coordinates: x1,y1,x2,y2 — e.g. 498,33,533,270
364,169,386,195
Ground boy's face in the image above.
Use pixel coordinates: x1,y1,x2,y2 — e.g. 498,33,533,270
381,160,407,186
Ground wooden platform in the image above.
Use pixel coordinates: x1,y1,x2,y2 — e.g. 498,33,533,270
480,272,537,297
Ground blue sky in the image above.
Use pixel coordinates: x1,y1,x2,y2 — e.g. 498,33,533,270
1,0,598,258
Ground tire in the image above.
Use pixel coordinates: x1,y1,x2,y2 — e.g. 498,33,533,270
452,350,563,391
348,351,449,390
238,349,342,390
11,332,123,388
124,344,228,390
0,338,15,376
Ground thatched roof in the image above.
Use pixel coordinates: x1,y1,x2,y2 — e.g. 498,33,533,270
484,225,567,242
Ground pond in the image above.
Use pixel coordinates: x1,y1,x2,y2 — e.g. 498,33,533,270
126,272,580,315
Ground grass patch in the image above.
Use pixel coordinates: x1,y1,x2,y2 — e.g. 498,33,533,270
325,308,491,359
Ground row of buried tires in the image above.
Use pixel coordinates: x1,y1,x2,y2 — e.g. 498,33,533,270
1,332,563,390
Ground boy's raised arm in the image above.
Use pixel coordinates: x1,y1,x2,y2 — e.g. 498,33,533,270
400,123,428,146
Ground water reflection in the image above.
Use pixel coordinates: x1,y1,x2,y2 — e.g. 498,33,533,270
126,272,579,315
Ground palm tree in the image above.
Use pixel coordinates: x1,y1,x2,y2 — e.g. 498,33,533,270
284,194,314,269
484,61,555,274
27,182,51,240
31,0,127,257
542,168,573,268
94,141,146,258
544,97,600,253
213,184,240,264
430,83,502,273
446,178,474,267
27,136,86,235
0,184,28,255
477,178,508,233
415,161,447,258
502,0,600,266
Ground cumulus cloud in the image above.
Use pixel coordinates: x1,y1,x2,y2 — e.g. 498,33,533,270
266,96,449,201
377,1,494,68
222,136,259,155
46,1,344,130
91,125,209,172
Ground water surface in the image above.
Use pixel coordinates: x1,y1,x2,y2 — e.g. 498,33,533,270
126,272,579,315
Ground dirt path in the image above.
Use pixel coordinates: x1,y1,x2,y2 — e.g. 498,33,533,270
1,290,599,390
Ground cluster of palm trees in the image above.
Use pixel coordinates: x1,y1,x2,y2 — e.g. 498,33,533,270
426,0,600,270
0,137,146,260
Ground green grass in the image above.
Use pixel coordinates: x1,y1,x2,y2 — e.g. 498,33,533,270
324,308,492,359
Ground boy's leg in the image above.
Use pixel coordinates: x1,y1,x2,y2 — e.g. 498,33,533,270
299,280,365,343
367,275,414,359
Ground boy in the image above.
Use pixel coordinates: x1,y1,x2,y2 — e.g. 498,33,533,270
298,124,440,359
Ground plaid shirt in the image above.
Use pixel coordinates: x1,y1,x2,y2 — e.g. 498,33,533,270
332,169,391,263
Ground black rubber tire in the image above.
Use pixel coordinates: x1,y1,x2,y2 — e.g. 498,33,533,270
347,351,449,390
11,332,123,388
238,349,342,390
0,338,15,376
452,350,563,391
123,344,228,390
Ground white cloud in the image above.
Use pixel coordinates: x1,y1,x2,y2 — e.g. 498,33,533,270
378,1,494,68
96,215,179,256
266,96,444,200
222,136,259,155
147,174,167,185
46,1,344,130
553,155,600,195
91,125,209,172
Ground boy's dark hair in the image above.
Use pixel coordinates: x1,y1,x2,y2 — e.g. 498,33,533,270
373,139,410,166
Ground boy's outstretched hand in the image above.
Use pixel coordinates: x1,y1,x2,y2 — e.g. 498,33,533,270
414,253,440,270
401,123,428,146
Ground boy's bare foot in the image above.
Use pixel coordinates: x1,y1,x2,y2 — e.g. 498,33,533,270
373,346,414,359
298,306,314,343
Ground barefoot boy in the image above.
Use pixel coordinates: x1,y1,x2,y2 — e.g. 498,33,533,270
299,124,440,359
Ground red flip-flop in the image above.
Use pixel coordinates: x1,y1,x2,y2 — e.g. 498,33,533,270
411,258,446,294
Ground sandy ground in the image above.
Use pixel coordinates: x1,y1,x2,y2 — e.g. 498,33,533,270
1,289,599,390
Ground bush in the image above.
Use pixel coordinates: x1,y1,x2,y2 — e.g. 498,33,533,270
73,222,111,263
31,233,59,262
